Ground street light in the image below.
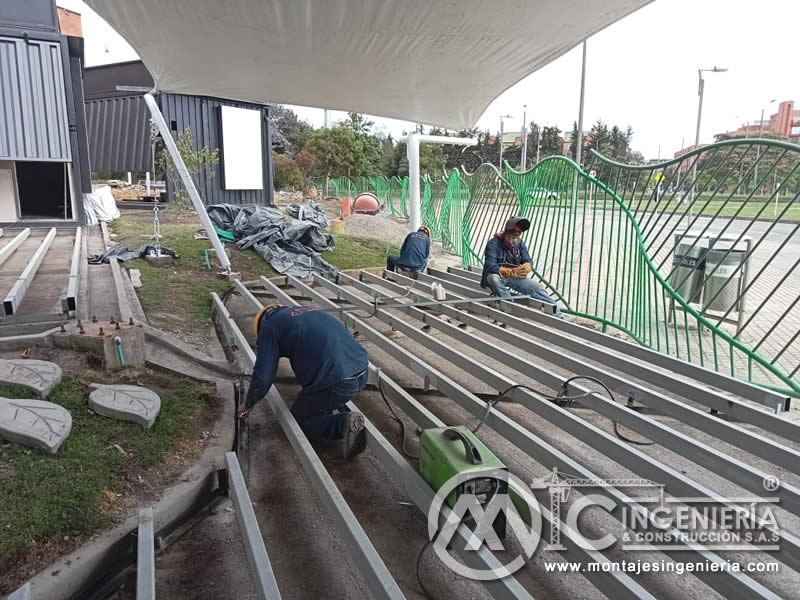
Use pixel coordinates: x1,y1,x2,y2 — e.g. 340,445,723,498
499,114,513,170
691,66,728,205
754,99,776,192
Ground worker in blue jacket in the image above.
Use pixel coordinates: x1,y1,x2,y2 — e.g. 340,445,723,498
387,226,431,273
480,216,561,316
237,304,369,459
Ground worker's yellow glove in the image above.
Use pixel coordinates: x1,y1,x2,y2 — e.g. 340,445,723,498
519,262,532,275
498,266,516,278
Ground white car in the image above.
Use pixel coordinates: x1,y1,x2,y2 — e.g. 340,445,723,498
526,187,559,200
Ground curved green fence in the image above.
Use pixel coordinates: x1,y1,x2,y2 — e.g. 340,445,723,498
323,138,800,395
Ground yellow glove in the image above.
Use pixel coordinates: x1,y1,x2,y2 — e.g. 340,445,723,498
519,262,532,275
498,266,515,278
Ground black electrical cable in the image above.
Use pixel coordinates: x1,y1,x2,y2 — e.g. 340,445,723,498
376,369,420,459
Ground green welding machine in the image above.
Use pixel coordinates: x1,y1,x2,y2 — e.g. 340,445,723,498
419,425,509,538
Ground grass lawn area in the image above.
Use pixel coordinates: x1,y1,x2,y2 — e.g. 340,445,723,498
110,212,400,343
0,368,216,589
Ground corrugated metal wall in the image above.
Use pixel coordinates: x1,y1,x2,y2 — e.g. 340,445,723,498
0,36,71,161
85,96,152,172
160,93,273,206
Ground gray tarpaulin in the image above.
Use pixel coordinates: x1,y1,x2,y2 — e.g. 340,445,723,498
286,200,329,229
88,244,178,264
206,204,338,278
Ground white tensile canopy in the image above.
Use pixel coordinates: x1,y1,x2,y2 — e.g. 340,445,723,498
85,0,651,130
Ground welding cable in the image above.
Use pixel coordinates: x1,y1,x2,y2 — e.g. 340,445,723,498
354,280,417,319
376,368,420,459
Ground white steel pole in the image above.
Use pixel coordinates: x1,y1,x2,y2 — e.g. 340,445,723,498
407,133,421,231
575,41,587,168
521,105,528,169
143,93,232,272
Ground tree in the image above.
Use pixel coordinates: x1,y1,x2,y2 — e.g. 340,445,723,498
345,112,375,136
272,153,304,190
155,128,219,211
268,104,311,154
568,122,582,163
301,125,371,178
294,151,317,178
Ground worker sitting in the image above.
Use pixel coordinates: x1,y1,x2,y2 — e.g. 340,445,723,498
237,304,369,459
480,216,562,317
387,226,431,275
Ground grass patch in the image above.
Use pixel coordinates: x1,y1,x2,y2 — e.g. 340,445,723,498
109,213,400,337
0,370,215,572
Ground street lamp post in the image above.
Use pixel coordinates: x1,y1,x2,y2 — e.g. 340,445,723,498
691,67,728,207
754,99,776,193
521,104,528,169
499,114,513,170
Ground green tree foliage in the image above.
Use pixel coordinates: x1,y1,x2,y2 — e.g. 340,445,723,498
302,125,372,178
272,153,304,190
268,104,311,154
155,128,219,211
345,112,375,135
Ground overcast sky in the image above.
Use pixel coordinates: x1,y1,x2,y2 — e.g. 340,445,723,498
59,0,799,160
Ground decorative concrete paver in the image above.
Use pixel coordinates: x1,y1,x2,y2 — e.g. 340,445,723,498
0,359,62,398
88,384,161,429
0,398,72,454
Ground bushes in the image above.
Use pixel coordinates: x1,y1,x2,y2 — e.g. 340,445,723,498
273,153,305,191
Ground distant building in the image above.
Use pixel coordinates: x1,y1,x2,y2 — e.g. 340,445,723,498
673,144,708,173
717,100,800,143
560,130,590,157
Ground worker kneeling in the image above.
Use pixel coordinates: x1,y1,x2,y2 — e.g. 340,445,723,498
387,226,431,275
238,304,369,459
480,216,562,317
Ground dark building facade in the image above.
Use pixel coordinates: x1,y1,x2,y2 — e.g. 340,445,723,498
0,0,91,224
84,61,274,206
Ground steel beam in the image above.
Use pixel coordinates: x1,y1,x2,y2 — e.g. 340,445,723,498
253,279,530,599
449,265,788,412
345,272,800,518
0,228,30,268
367,271,800,478
136,507,155,600
3,228,57,316
8,582,31,600
413,269,791,428
234,279,263,311
311,273,799,574
260,276,296,306
144,93,231,272
213,290,404,599
226,452,282,599
288,277,654,599
63,227,82,314
292,275,776,598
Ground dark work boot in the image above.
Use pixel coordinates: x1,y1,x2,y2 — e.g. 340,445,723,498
343,411,366,460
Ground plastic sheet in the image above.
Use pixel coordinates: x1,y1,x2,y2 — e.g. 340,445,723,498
83,185,121,225
286,200,329,229
206,204,337,278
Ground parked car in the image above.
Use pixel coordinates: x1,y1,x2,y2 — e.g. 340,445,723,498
526,187,559,200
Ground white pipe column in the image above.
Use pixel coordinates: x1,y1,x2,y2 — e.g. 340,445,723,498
407,133,421,231
143,93,232,272
403,134,477,233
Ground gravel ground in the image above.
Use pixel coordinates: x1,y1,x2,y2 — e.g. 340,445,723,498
342,212,410,244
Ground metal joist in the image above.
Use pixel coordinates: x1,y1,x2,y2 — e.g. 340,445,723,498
63,227,82,314
293,274,777,599
447,264,789,413
136,507,156,600
417,268,791,422
212,288,404,600
225,452,282,600
3,228,57,316
371,271,800,478
0,228,30,268
312,272,800,582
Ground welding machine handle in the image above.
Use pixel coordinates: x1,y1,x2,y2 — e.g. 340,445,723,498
443,428,483,465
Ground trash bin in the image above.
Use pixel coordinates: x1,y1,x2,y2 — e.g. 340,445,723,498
703,236,750,313
669,231,709,303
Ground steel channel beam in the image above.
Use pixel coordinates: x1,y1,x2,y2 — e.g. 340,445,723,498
109,257,134,324
413,269,791,428
367,271,800,478
3,228,57,316
288,276,655,600
63,227,82,314
297,275,776,598
234,279,264,311
211,292,256,369
136,507,155,600
0,228,30,268
225,452,282,599
259,276,296,306
349,272,800,520
448,265,789,413
313,273,800,574
214,288,404,599
8,582,31,600
252,279,530,600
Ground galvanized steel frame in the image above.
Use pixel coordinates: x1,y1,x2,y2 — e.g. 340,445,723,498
136,508,155,600
3,227,57,316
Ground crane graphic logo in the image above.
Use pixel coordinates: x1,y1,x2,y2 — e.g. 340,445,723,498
427,469,542,580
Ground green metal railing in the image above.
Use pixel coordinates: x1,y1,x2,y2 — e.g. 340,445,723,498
323,138,800,395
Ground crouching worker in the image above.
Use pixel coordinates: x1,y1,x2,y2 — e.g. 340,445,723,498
480,216,562,317
236,304,369,459
387,226,431,275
